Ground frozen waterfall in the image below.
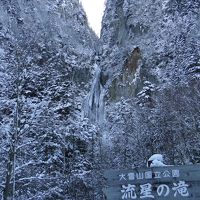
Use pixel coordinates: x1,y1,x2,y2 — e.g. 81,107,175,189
84,63,105,123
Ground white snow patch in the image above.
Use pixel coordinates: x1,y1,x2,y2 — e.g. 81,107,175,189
147,154,168,167
162,0,170,10
0,48,5,58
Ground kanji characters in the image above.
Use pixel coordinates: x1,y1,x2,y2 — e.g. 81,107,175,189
172,169,180,178
128,173,135,180
140,183,154,199
119,168,181,182
172,181,189,197
121,184,137,199
162,170,171,178
119,173,127,181
136,172,144,180
145,171,153,179
153,171,161,179
120,181,190,199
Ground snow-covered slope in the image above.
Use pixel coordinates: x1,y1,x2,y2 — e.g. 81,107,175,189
0,0,200,199
0,1,100,199
94,0,200,169
100,0,200,89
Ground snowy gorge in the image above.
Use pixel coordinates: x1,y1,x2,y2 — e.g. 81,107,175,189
0,0,200,199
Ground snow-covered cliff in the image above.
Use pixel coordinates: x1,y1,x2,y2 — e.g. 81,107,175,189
96,0,200,168
0,1,100,199
100,0,200,98
0,0,200,199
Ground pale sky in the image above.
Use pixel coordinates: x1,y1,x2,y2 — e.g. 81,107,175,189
80,0,106,37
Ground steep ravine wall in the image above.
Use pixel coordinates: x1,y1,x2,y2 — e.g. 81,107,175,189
97,0,200,104
88,0,200,169
0,0,200,199
0,1,101,199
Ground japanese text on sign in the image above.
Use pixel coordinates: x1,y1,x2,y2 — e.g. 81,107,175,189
119,169,180,181
121,181,189,199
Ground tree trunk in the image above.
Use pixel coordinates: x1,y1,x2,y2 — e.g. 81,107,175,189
3,146,14,200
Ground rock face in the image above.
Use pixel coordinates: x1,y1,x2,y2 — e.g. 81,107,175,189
96,0,200,169
0,0,200,199
100,0,200,100
0,1,100,200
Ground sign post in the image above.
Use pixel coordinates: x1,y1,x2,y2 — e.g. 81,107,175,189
103,165,200,199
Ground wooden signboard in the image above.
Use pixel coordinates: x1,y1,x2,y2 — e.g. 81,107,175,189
103,165,200,200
